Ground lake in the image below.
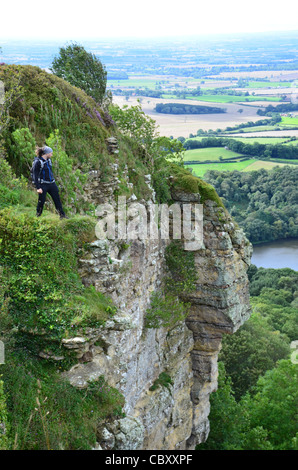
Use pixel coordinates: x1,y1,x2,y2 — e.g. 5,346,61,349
251,238,298,270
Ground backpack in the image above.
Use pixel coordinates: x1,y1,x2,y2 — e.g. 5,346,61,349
30,157,45,185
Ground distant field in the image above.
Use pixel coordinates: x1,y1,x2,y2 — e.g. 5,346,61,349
177,94,281,103
184,147,242,161
270,158,298,163
112,95,289,139
280,116,298,127
247,81,292,88
283,140,298,146
186,136,292,145
226,137,290,144
185,156,297,177
242,160,297,171
108,78,158,88
188,159,255,176
225,125,281,133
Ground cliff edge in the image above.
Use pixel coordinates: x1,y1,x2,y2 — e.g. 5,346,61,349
62,171,252,450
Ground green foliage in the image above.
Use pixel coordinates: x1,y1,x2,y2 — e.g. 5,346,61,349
0,65,110,173
248,266,298,341
1,352,124,450
109,102,158,170
0,377,10,450
145,241,197,329
197,362,250,450
220,311,290,400
242,360,298,450
201,267,298,450
110,102,157,151
204,166,298,243
11,127,36,176
155,102,225,115
110,102,194,203
0,157,36,210
168,163,224,207
151,164,172,203
248,265,298,296
200,360,298,450
51,43,107,105
46,129,88,211
220,266,296,399
145,291,190,329
149,372,173,391
164,240,198,294
0,157,16,186
0,65,23,137
0,208,116,347
197,362,274,450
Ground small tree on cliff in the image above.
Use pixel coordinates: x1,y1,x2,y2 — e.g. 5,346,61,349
51,43,107,105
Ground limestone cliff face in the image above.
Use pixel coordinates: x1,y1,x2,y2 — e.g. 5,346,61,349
62,167,252,450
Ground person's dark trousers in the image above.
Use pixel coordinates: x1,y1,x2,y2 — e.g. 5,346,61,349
36,182,66,217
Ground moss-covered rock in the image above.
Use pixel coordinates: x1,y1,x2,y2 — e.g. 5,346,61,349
168,163,224,207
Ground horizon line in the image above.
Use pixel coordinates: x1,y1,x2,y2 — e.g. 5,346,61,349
1,29,298,42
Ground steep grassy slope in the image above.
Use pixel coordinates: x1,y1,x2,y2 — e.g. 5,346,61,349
0,65,225,449
0,65,155,203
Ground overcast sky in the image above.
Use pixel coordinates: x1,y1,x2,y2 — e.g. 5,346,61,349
1,0,298,39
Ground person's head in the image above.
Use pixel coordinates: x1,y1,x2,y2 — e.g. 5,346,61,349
42,146,53,159
36,146,53,159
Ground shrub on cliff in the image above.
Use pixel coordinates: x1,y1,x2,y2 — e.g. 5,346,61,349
0,65,110,174
51,43,107,105
145,240,198,329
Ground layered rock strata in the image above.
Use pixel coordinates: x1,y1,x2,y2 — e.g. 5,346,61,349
61,181,252,450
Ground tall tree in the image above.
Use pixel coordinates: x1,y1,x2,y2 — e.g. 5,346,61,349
51,43,107,105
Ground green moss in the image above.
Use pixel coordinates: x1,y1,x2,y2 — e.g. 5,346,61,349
149,372,173,392
167,163,223,206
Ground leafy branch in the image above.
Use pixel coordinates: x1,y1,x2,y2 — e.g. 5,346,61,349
0,65,23,137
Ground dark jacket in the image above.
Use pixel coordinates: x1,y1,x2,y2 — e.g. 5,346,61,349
33,157,55,189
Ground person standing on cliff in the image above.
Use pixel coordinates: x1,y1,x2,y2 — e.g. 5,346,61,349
33,146,67,219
